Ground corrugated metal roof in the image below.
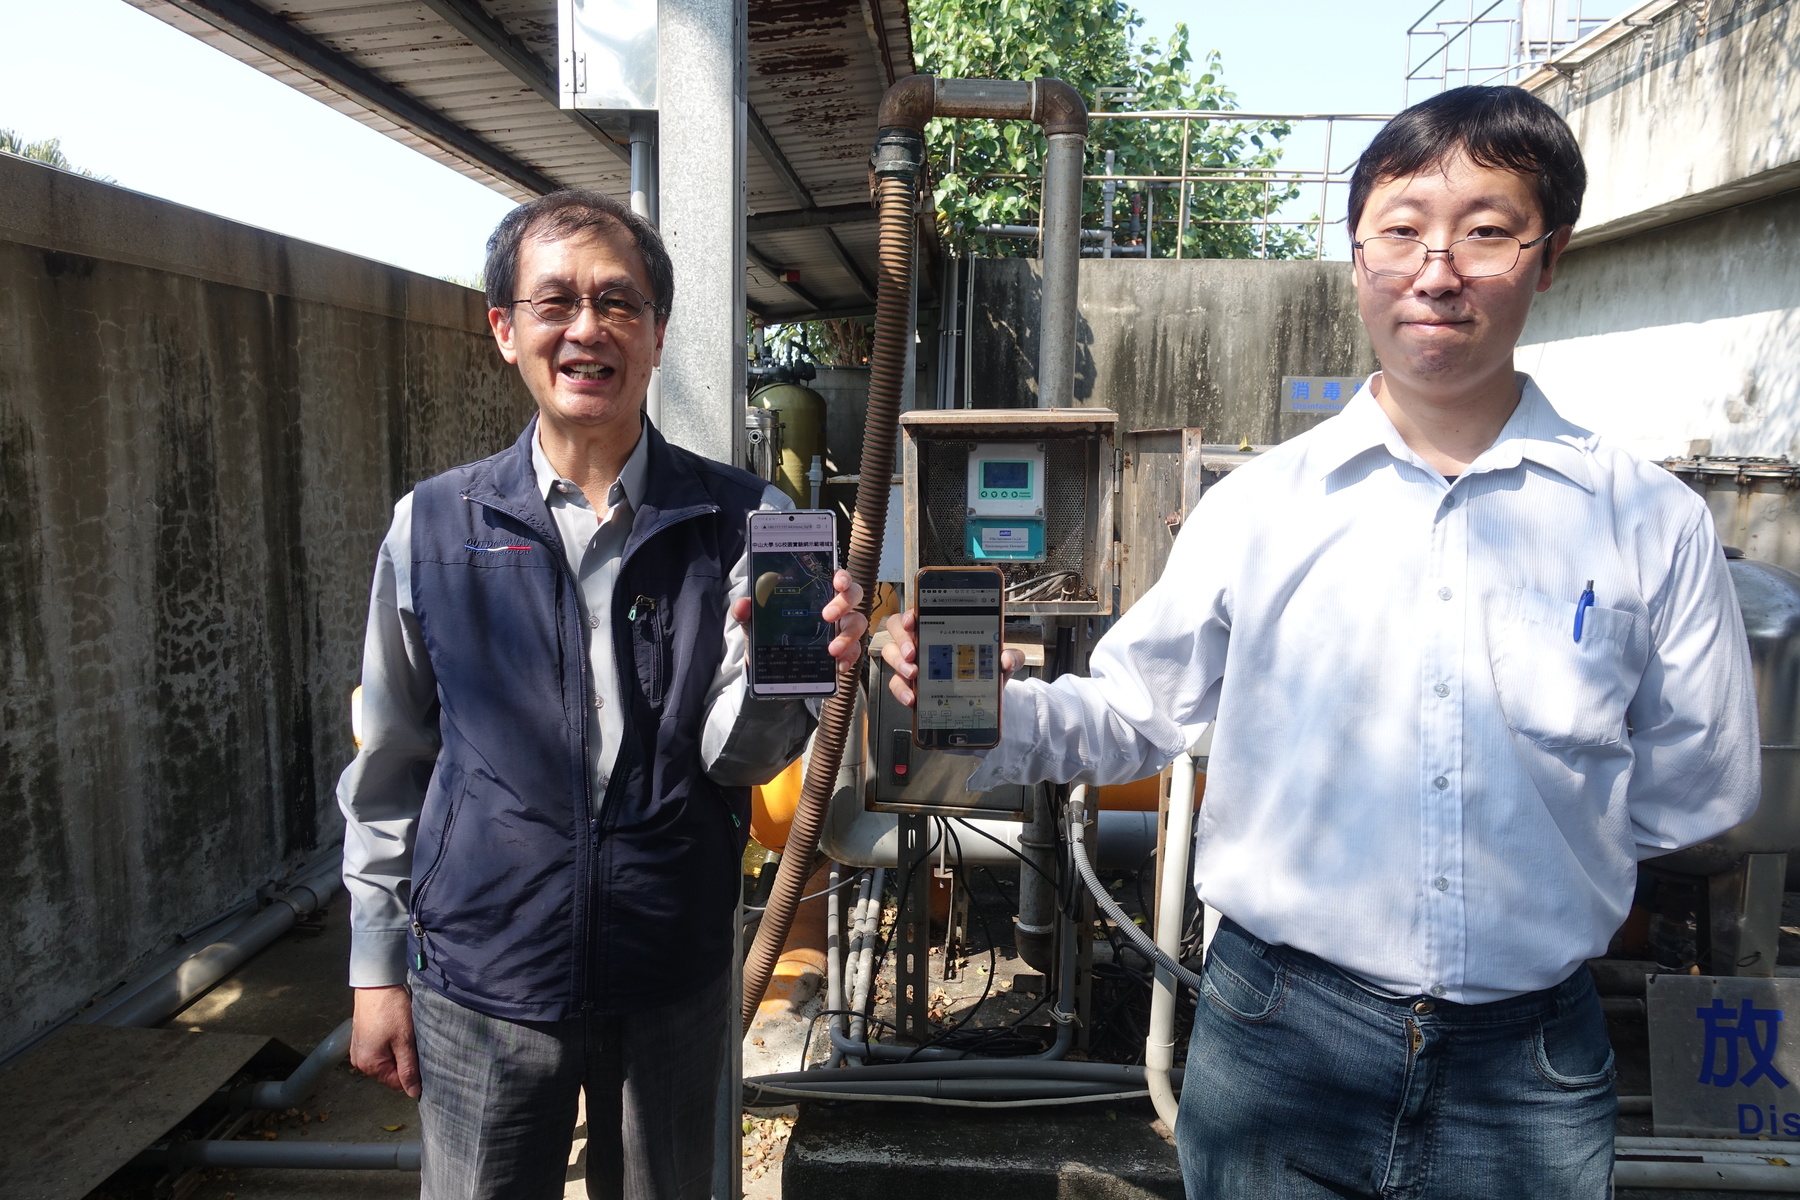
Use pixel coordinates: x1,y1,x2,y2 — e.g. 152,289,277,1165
124,0,918,321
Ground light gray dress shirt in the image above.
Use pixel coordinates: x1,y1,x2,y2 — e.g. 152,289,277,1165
337,421,816,988
969,376,1760,1003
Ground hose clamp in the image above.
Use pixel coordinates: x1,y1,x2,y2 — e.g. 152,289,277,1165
870,127,927,177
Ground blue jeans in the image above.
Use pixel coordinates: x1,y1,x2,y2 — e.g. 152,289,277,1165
1175,919,1615,1200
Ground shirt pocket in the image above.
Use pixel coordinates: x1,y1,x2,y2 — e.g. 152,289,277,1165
1491,585,1649,751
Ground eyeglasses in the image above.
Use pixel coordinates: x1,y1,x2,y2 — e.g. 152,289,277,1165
1352,231,1554,279
508,285,658,325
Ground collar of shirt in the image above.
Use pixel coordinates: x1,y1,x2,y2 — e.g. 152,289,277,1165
529,415,652,514
1308,372,1597,493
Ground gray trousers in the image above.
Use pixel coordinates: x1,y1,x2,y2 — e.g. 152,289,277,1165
411,974,730,1200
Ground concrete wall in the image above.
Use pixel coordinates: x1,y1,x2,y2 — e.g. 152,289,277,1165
1515,0,1800,463
1527,0,1800,248
968,257,1375,442
0,155,533,1050
1518,187,1800,461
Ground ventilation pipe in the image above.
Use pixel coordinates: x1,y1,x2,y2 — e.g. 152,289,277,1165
739,74,1089,1031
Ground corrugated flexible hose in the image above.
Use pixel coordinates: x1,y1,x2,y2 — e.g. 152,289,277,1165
740,145,922,1032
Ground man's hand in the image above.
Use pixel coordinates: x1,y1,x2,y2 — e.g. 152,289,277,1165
881,609,1024,708
731,568,869,668
351,985,421,1098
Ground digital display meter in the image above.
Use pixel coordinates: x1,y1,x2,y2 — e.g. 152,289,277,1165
965,442,1046,561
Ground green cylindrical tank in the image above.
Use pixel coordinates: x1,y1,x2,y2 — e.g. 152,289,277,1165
751,381,827,509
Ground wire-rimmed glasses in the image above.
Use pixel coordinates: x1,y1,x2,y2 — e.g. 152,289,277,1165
1352,231,1554,279
509,285,657,325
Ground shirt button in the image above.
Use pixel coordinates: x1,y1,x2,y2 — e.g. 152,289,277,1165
1430,984,1447,998
589,615,601,629
555,480,575,494
1434,682,1450,698
1442,494,1457,510
592,694,604,708
1433,775,1449,790
1437,586,1453,601
1433,876,1449,891
1413,999,1435,1015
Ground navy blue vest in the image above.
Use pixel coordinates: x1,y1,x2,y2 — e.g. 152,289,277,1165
405,418,768,1020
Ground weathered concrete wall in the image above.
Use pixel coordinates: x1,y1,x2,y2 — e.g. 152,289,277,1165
1519,187,1800,461
969,258,1375,442
1527,0,1800,248
0,155,532,1049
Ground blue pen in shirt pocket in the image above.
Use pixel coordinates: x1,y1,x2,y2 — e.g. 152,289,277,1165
1573,580,1596,643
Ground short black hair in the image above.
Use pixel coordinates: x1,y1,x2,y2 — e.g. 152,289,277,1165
1349,86,1586,238
483,189,674,320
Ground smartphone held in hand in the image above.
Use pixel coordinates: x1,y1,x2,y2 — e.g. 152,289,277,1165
747,510,840,698
912,566,1005,749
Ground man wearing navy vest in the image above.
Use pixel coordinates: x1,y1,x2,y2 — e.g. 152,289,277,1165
336,190,867,1200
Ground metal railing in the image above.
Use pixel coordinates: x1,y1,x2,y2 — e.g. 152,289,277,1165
1403,0,1618,103
966,111,1394,262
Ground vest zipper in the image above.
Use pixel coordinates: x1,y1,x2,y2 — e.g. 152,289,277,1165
462,493,597,1010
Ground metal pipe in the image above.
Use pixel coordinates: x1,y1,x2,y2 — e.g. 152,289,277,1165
629,112,661,428
138,1140,421,1171
1036,134,1083,408
743,1081,1151,1108
1619,1137,1800,1155
1612,1161,1800,1191
229,1019,352,1111
747,1077,1134,1100
752,1061,1179,1085
1147,749,1199,1128
1015,786,1059,972
92,863,342,1029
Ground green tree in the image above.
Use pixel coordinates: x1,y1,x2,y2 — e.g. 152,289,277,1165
0,129,112,181
914,0,1312,259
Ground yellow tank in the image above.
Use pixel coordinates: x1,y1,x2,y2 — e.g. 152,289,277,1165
1097,770,1205,811
751,381,827,509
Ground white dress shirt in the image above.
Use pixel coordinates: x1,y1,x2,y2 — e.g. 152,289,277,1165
337,420,815,987
969,375,1760,1002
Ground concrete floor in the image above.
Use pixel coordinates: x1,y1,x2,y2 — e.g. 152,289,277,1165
77,879,1800,1199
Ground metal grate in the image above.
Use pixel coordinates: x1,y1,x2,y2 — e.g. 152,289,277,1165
920,438,1098,603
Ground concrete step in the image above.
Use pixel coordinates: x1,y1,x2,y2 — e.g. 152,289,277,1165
781,1098,1183,1200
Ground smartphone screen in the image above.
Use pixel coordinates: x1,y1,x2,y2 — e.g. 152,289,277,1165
747,510,840,698
912,566,1005,749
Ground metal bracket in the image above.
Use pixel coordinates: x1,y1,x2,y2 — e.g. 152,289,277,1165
896,813,933,1041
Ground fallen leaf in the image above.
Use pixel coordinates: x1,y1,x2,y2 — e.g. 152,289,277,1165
383,1124,406,1132
318,1112,330,1122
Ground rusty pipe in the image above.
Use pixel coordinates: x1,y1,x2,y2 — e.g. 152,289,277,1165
877,75,1087,408
740,133,924,1033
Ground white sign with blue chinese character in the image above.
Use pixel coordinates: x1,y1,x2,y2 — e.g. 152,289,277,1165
1280,376,1364,416
1648,974,1800,1138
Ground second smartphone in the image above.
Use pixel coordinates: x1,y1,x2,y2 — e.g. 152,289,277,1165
912,565,1006,749
746,509,840,699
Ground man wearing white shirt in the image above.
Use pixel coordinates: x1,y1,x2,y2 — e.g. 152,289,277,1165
884,86,1758,1198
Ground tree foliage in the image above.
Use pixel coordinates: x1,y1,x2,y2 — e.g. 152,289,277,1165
0,129,112,181
914,0,1312,259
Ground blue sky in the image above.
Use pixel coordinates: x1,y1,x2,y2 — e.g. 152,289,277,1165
0,0,1615,277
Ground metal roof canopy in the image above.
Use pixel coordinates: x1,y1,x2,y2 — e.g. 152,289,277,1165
124,0,923,322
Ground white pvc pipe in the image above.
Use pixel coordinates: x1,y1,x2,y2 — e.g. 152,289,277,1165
1146,750,1198,1130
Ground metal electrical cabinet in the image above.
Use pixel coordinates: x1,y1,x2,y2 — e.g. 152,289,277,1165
899,409,1120,617
866,632,1031,819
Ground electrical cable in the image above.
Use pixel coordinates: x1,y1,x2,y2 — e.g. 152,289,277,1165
1068,792,1202,991
951,817,1059,891
902,822,998,1061
742,870,864,916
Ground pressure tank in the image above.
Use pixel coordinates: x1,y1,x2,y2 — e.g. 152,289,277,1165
751,380,827,509
1647,550,1800,877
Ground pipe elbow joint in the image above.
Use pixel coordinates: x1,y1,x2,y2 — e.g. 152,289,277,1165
1034,78,1089,138
877,73,936,131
